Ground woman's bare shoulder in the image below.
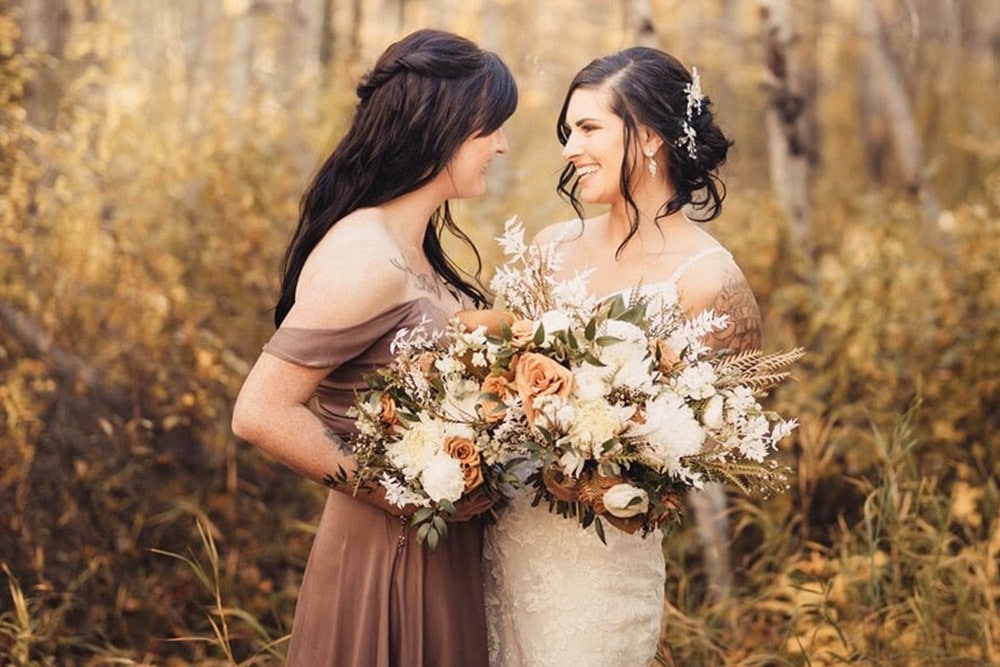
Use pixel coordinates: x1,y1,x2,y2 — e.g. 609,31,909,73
283,212,408,329
531,218,586,245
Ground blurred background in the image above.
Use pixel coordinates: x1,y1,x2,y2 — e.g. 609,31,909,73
1,0,998,664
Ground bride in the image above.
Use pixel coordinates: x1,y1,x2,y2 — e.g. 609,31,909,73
484,47,763,666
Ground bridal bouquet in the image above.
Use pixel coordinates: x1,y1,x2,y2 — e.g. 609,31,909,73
480,218,804,540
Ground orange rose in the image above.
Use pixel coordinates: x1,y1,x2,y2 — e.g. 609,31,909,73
444,435,484,492
455,309,516,337
512,353,575,424
379,393,398,426
478,373,512,423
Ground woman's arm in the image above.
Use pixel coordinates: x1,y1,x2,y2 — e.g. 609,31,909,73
676,258,762,354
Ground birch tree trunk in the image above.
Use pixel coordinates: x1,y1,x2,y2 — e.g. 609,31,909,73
758,0,815,262
857,1,942,226
628,0,659,47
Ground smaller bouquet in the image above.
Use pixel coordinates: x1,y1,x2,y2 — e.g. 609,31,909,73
340,312,532,550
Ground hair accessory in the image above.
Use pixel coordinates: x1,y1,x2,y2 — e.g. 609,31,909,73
676,66,703,159
644,148,658,177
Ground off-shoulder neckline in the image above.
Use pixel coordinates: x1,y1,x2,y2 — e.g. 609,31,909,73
274,296,445,334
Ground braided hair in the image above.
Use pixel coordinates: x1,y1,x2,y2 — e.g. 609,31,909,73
274,29,517,326
556,47,733,257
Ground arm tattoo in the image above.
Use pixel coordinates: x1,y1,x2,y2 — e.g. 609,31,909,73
324,426,352,454
389,257,443,298
703,270,762,353
322,427,352,489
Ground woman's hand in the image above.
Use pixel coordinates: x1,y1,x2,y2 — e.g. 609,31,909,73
446,488,499,522
455,309,515,337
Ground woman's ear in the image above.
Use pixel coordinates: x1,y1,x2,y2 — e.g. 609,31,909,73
640,126,664,156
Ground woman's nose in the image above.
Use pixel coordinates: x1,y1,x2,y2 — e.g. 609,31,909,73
561,131,580,159
494,128,509,154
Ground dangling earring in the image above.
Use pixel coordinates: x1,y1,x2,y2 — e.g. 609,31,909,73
645,149,658,177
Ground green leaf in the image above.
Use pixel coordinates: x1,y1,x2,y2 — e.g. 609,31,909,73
533,323,546,346
426,526,440,551
412,507,435,523
594,516,607,544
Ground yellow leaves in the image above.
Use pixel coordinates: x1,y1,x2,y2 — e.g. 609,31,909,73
949,481,985,529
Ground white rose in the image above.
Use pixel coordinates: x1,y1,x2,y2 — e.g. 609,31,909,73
603,484,649,518
420,453,467,503
702,394,725,430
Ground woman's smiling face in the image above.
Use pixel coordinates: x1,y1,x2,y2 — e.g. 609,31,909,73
561,87,629,206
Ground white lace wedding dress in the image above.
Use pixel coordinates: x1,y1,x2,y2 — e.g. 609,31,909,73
483,246,730,667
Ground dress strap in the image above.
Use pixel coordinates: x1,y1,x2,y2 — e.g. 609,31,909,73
666,246,731,285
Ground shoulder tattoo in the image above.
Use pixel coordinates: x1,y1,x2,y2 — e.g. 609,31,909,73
703,269,762,353
389,256,443,299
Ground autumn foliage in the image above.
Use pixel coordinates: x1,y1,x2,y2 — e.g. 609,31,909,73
2,3,999,665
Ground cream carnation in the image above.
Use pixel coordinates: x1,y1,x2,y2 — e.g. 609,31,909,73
674,362,718,400
630,391,706,473
387,418,446,479
567,400,631,451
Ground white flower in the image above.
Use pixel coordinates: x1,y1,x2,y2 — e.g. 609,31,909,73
771,418,799,444
379,473,431,509
726,386,757,415
558,449,587,477
603,484,649,518
538,310,571,339
674,362,718,400
434,355,463,376
531,394,575,430
387,417,446,478
567,400,631,451
573,362,611,401
420,453,467,503
602,319,646,345
551,271,597,312
495,216,526,256
630,391,706,473
702,394,725,430
597,321,655,391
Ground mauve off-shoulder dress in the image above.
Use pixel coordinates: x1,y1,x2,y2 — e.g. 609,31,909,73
261,297,489,666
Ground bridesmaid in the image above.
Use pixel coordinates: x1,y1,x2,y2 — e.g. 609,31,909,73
232,29,516,666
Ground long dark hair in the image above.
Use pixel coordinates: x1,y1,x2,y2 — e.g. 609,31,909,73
274,29,517,327
556,47,732,256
